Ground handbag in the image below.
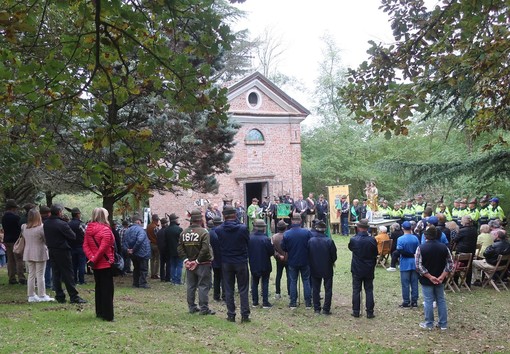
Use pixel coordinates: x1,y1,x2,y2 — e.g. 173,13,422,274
13,227,25,256
90,234,124,276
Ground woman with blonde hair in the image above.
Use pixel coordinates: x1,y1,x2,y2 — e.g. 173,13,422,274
83,207,115,321
23,208,54,302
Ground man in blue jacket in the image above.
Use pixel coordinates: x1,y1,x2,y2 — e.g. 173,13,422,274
308,221,337,315
348,218,378,318
282,213,313,308
248,219,274,308
216,206,251,323
123,215,151,289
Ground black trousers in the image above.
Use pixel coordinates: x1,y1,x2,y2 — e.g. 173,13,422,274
49,248,79,302
275,261,290,296
93,267,114,321
312,276,333,312
352,274,374,315
213,267,225,300
222,262,250,318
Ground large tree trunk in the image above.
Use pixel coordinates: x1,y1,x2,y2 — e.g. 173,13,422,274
103,195,116,226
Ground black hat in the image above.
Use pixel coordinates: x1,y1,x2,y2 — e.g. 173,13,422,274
356,219,370,229
222,206,236,216
189,209,202,222
213,216,223,226
168,213,179,222
65,207,81,214
253,219,267,230
5,199,18,209
277,220,288,230
315,221,327,231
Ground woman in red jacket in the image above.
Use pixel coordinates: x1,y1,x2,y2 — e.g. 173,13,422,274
83,207,115,321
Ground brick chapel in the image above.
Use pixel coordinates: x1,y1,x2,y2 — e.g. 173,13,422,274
149,72,310,219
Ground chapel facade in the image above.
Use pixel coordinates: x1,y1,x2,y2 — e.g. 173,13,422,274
149,72,309,219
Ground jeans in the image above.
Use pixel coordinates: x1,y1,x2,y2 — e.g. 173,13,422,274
251,272,270,305
222,262,250,318
422,284,448,328
312,276,333,312
400,270,419,305
131,256,149,288
169,256,183,284
341,215,349,235
71,247,86,284
186,264,212,313
352,274,374,315
275,261,290,296
45,258,53,289
288,265,311,307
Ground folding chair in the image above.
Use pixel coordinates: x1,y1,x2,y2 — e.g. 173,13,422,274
453,253,473,291
376,239,393,269
445,257,460,292
479,254,510,292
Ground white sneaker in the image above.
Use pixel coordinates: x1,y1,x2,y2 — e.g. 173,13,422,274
386,267,397,272
39,295,55,302
274,293,281,299
28,295,41,303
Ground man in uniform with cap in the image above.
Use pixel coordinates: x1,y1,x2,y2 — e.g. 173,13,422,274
414,195,427,222
271,220,290,299
177,209,215,315
395,221,420,307
436,203,452,221
478,196,491,226
248,219,274,308
67,207,86,285
1,199,26,285
402,199,416,222
156,217,170,282
281,213,313,308
451,198,462,226
348,218,378,318
488,197,506,224
216,206,251,322
379,200,392,220
146,214,160,279
123,214,151,288
308,220,337,315
467,198,480,228
391,202,403,224
458,199,469,221
316,194,329,224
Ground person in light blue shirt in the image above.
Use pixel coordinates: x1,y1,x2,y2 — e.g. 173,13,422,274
397,221,420,308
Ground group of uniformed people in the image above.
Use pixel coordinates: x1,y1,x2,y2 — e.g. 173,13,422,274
376,195,505,227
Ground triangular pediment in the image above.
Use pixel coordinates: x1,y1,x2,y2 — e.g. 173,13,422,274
227,72,309,123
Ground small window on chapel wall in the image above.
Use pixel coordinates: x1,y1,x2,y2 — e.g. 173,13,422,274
246,90,261,109
245,129,265,144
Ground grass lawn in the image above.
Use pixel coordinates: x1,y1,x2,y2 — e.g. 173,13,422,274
1,234,508,353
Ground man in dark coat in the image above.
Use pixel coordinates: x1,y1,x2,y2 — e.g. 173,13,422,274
164,213,184,285
248,219,274,308
67,207,86,285
209,216,225,301
281,213,313,308
1,199,26,285
348,218,378,318
308,221,337,315
44,204,86,304
156,218,170,282
216,206,251,323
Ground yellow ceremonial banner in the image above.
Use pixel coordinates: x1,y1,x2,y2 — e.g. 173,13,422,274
327,185,350,225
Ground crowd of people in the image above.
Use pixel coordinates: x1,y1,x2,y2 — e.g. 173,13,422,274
2,192,509,329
